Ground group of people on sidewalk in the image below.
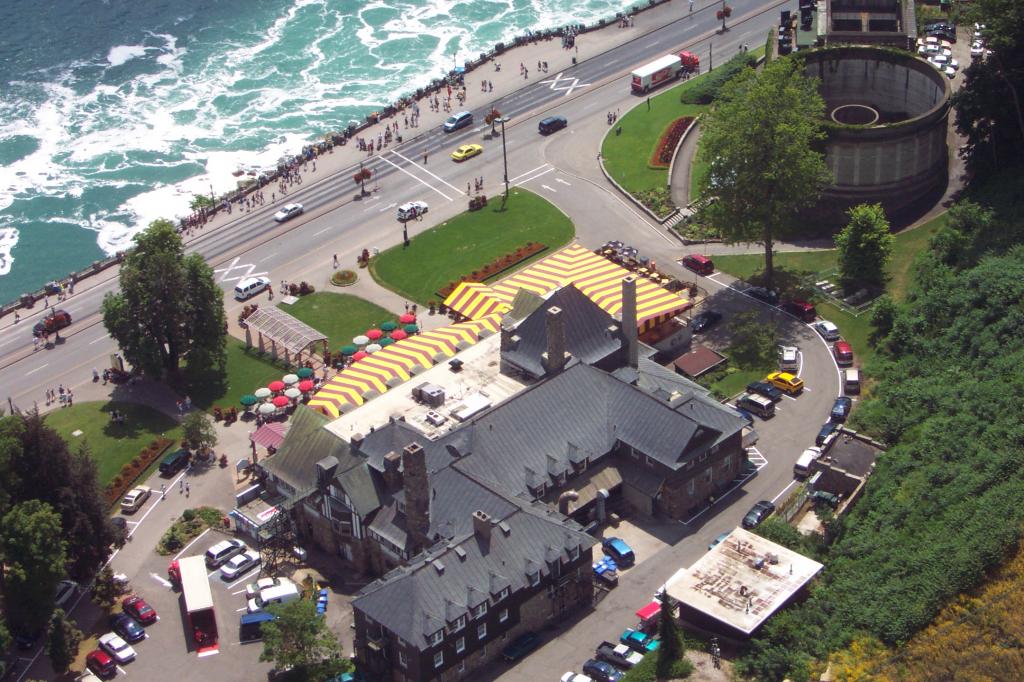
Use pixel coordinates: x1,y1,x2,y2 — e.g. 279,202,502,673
44,385,73,407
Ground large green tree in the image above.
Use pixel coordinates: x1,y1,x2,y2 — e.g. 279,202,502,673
0,500,67,635
697,55,831,289
102,219,226,382
260,598,348,679
834,203,894,290
182,411,218,453
45,609,82,674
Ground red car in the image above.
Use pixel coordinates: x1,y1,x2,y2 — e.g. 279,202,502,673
833,340,854,366
122,594,157,625
780,300,817,322
86,649,116,676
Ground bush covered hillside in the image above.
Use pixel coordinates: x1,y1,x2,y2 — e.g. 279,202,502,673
739,238,1024,679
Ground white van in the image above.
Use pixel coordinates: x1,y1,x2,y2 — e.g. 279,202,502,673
737,393,775,419
234,276,271,300
247,580,299,613
844,368,861,394
397,201,428,222
793,446,823,478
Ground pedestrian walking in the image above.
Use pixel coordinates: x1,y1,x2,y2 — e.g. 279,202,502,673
33,336,39,351
333,254,339,268
647,96,651,110
185,483,190,498
689,0,694,11
268,285,274,300
67,389,73,407
160,484,166,499
180,479,184,493
423,152,428,164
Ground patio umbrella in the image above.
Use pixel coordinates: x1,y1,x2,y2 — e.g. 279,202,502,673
272,395,290,408
282,374,299,385
240,394,258,407
352,350,369,362
399,313,416,324
403,324,419,334
380,321,398,332
339,345,357,356
365,328,383,341
296,367,314,379
365,343,382,353
390,329,408,341
284,387,302,399
298,380,315,392
258,403,277,415
254,387,272,399
268,380,286,392
353,335,369,346
378,338,394,347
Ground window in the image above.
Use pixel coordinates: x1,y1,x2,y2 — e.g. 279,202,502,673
645,455,655,468
688,478,695,495
455,637,465,654
428,630,443,647
723,454,733,470
434,651,444,669
499,608,509,623
398,649,407,668
699,452,708,462
477,623,487,640
497,587,510,601
703,467,713,484
450,615,466,633
472,603,487,619
556,471,566,485
528,571,540,586
568,545,580,561
458,660,466,673
630,446,640,460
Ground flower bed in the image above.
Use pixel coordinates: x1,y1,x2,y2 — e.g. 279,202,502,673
634,187,675,218
157,507,226,554
436,241,546,299
331,270,358,286
649,116,694,168
104,437,176,506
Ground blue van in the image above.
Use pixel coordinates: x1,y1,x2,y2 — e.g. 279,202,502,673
443,111,473,132
159,448,189,475
240,611,276,642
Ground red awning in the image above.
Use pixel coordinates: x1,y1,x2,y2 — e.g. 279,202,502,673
249,422,288,449
636,600,661,622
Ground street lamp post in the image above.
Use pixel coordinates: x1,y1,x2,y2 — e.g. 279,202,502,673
498,117,510,206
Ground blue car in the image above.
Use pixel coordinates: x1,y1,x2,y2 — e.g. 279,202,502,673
620,628,659,653
601,537,635,566
816,420,840,446
109,613,145,643
830,396,853,422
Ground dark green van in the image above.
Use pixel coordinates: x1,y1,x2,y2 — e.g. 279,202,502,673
159,448,189,475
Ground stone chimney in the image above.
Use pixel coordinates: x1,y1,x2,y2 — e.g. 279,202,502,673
621,275,638,369
541,305,570,375
472,510,492,542
402,443,430,550
382,451,402,491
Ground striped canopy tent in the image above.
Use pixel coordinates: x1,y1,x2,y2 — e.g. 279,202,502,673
468,243,690,332
443,282,513,320
308,313,501,418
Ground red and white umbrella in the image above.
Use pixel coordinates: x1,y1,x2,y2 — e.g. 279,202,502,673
352,351,369,362
298,380,315,392
390,329,408,341
268,380,285,392
272,395,290,408
399,313,416,324
365,328,383,341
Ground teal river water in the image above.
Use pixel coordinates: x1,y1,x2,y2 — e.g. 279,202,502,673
0,0,634,300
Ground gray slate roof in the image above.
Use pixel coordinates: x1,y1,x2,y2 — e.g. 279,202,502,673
260,407,361,493
354,504,591,648
334,463,387,517
354,418,452,475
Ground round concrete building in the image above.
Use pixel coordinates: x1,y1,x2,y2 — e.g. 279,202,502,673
803,46,951,215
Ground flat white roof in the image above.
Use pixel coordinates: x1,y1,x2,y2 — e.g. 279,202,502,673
633,54,681,78
665,527,823,635
179,555,214,613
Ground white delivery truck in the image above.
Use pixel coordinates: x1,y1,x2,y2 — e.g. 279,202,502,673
630,52,698,93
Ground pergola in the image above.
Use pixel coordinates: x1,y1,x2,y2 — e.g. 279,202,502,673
242,307,327,367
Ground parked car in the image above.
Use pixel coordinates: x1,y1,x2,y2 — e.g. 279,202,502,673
560,674,593,682
120,486,151,513
816,421,840,446
780,300,816,322
220,549,261,580
32,309,72,337
234,276,271,301
109,613,145,643
502,631,541,661
778,345,799,371
122,594,157,625
745,286,779,305
86,649,116,676
690,309,722,332
833,340,854,366
794,446,823,478
746,380,784,402
813,320,840,341
582,659,624,682
811,490,840,508
98,632,136,664
601,537,635,566
741,500,776,529
450,143,483,161
245,577,281,599
205,538,247,568
596,640,645,669
110,516,128,545
681,253,714,275
538,115,568,134
443,110,473,132
766,371,804,395
830,396,853,422
620,628,659,653
55,580,78,609
708,531,731,551
273,203,303,222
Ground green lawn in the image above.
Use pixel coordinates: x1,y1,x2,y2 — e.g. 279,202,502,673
191,339,286,410
370,188,574,304
44,401,182,486
282,293,398,352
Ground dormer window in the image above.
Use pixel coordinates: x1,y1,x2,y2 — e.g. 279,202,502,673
556,471,566,485
567,545,580,562
428,630,443,647
449,616,466,633
528,571,540,587
497,587,510,602
472,603,487,619
397,500,406,514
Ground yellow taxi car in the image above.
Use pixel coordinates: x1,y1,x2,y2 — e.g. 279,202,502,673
451,143,483,161
766,371,805,395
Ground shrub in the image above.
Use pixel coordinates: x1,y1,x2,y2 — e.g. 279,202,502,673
680,53,757,104
650,116,695,168
331,270,357,286
182,509,196,522
635,187,675,218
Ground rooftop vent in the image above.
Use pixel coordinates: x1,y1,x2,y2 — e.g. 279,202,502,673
454,546,467,561
498,521,511,536
433,560,445,574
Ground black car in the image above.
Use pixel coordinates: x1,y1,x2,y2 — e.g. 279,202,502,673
816,420,840,446
110,613,145,643
110,517,128,546
502,631,540,661
596,641,644,669
32,309,72,337
745,286,779,305
830,396,853,422
582,658,625,682
741,500,776,529
746,381,783,402
927,27,956,42
691,309,722,333
538,115,568,134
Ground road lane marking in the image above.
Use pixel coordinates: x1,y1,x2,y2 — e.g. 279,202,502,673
89,334,111,345
377,155,453,201
555,178,571,186
539,71,592,96
25,364,48,376
256,251,278,263
228,567,261,590
378,202,398,213
173,526,212,562
213,257,268,283
388,150,462,194
772,479,798,504
150,573,172,588
541,184,557,193
313,226,332,236
509,164,549,182
513,167,555,187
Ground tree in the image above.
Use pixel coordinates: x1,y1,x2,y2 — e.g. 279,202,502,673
729,311,777,369
697,56,830,289
260,598,348,679
928,200,999,269
867,295,898,349
0,500,67,635
102,219,227,382
91,566,123,611
656,594,681,674
45,609,82,674
182,411,218,453
189,194,214,211
834,203,894,290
